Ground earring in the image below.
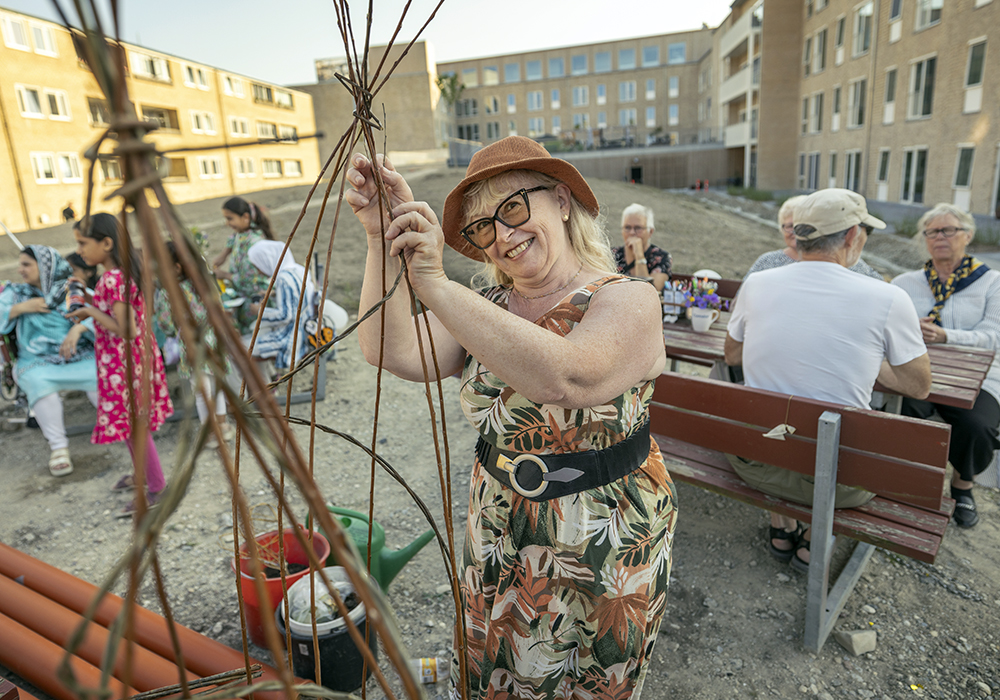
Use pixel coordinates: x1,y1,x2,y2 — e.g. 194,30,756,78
562,214,569,222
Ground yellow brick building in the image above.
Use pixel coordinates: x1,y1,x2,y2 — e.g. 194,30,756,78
0,6,321,233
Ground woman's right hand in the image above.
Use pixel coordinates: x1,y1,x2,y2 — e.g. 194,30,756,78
13,297,49,318
345,153,414,239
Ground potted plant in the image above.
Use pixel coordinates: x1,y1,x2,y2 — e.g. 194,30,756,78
682,278,728,332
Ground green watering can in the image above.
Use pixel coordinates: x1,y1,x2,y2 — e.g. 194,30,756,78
321,506,435,590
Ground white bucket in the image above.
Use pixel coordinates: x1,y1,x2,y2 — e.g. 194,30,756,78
281,566,367,637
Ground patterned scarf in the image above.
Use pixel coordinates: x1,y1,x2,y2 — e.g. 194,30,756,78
924,255,990,326
7,245,72,309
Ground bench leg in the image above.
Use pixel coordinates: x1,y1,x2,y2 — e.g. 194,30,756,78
274,357,327,406
884,394,903,414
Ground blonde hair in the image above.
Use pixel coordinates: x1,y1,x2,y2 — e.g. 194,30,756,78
918,203,976,239
463,170,615,288
778,194,808,224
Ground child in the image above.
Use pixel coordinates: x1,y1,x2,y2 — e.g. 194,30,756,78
67,213,173,517
153,241,233,445
211,197,275,334
66,252,99,292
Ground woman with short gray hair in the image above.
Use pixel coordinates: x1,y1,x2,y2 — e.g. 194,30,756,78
612,202,672,291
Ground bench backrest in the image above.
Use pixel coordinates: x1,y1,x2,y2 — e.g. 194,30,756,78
649,372,951,511
671,273,741,301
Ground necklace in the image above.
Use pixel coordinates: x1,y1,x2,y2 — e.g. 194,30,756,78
511,264,584,301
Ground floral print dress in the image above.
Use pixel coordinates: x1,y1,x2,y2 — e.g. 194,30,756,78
91,268,172,444
226,228,269,332
452,275,676,700
153,282,230,380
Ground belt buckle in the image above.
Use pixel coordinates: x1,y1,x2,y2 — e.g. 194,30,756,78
497,453,548,498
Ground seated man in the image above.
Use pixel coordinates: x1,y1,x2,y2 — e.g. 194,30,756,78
723,188,932,572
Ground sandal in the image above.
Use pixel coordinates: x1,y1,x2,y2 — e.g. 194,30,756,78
112,474,135,492
768,524,800,563
48,448,73,477
790,534,811,573
116,490,163,519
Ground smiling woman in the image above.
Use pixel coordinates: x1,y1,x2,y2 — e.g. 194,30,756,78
346,136,675,699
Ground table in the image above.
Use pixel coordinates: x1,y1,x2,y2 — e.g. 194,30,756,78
662,315,995,411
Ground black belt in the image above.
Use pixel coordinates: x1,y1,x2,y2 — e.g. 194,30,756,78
476,420,650,501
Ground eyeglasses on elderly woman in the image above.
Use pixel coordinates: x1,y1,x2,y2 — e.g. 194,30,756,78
460,186,551,250
922,226,966,239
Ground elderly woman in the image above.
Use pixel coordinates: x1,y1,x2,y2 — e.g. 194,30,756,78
0,245,97,475
892,203,1000,529
346,136,675,699
745,194,883,280
611,203,671,291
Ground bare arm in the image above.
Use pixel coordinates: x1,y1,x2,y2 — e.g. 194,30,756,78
8,297,49,320
724,333,743,366
877,354,932,400
67,300,135,338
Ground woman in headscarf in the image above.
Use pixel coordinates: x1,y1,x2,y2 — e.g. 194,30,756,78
0,245,98,475
244,240,315,371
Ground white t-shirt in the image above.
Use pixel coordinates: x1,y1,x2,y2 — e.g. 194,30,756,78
728,261,927,408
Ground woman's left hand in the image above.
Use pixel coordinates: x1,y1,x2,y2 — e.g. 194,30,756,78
59,323,85,359
920,317,947,344
384,202,449,294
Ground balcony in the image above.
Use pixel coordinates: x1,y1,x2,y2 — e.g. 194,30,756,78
720,65,752,106
720,9,753,59
724,121,751,148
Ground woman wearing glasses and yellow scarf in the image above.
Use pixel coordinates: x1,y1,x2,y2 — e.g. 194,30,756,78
892,203,1000,529
346,136,675,699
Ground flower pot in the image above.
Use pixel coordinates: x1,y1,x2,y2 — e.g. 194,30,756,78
690,307,720,333
231,527,331,648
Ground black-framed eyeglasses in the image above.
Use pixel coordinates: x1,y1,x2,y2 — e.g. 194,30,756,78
922,226,966,239
460,186,551,250
861,224,874,235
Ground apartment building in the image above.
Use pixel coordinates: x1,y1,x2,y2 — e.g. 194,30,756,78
0,6,320,233
436,29,714,150
794,0,1000,216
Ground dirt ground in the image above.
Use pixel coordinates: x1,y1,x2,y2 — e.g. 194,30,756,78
2,172,999,700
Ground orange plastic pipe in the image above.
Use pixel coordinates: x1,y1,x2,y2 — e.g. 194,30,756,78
0,573,199,691
0,611,138,700
0,543,294,695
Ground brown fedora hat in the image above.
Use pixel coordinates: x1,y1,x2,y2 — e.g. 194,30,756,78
442,136,600,261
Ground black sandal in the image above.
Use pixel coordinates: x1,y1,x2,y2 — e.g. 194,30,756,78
790,534,811,573
768,525,800,563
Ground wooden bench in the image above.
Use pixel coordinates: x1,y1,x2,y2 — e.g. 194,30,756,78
648,372,954,652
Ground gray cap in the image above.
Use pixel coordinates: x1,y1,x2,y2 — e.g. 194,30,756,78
794,188,886,240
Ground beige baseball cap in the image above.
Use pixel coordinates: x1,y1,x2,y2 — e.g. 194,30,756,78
794,188,886,240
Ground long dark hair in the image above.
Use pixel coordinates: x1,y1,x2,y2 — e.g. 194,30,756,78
81,212,145,291
222,196,274,240
163,240,186,282
66,252,99,289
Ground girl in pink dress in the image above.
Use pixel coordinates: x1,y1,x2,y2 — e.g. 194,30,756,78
68,213,173,517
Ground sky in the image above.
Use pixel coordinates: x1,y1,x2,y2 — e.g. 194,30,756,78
5,0,734,86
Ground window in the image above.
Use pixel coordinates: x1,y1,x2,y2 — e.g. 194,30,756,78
257,121,277,139
131,51,170,82
223,75,244,97
595,52,611,73
668,43,686,64
597,84,607,105
830,152,838,180
572,86,589,107
619,81,636,102
88,97,110,126
485,96,499,114
263,159,283,177
808,153,821,190
552,116,561,134
877,150,890,182
966,41,986,87
275,90,293,109
807,0,814,17
642,46,659,67
461,67,478,88
901,148,927,202
597,111,607,128
99,156,122,182
229,116,250,137
30,23,57,56
164,157,187,180
618,48,636,70
15,85,43,118
548,57,564,78
573,113,590,129
457,124,480,141
197,157,223,179
669,76,679,98
184,65,209,89
508,120,517,136
915,0,942,29
504,62,520,83
812,93,824,132
848,78,866,127
141,105,179,130
853,2,873,57
528,117,544,136
190,111,216,134
234,157,256,178
551,89,560,109
507,94,516,113
526,60,542,81
278,125,298,143
954,147,975,188
668,103,679,126
527,91,543,111
845,150,863,192
483,66,499,86
645,106,656,128
804,36,813,76
456,98,477,117
2,16,29,50
890,0,902,20
284,160,303,177
618,108,637,126
571,54,587,75
251,82,273,104
802,97,810,134
884,68,897,123
30,153,57,183
487,121,501,139
44,89,70,121
815,29,827,72
835,16,846,47
908,56,936,118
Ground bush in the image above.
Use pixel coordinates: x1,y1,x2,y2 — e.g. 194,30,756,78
976,225,1000,247
892,216,921,238
727,186,774,201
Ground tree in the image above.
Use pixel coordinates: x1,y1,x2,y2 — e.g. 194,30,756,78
436,73,464,111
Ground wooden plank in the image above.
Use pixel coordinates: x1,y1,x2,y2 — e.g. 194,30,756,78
0,679,19,700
